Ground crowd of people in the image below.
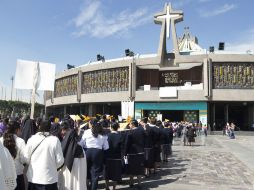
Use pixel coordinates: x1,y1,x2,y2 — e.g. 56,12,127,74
223,122,236,139
0,114,176,190
169,121,209,146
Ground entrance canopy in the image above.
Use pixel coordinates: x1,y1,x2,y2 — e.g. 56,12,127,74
135,102,207,110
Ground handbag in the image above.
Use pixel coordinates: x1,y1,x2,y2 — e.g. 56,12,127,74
28,136,47,164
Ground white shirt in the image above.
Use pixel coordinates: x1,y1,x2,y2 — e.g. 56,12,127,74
0,135,26,176
80,129,109,150
0,141,17,190
24,132,64,185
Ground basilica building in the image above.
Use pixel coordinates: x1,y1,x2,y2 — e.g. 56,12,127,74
45,3,254,131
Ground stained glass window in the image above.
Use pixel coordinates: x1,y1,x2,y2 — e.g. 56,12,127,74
82,67,129,94
54,75,78,97
213,63,254,89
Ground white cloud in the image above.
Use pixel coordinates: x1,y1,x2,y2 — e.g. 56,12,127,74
172,0,192,8
74,1,101,27
199,0,211,3
227,29,254,53
171,0,210,8
72,1,151,38
199,4,236,17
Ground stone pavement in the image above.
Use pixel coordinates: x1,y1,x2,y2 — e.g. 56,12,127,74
98,135,254,190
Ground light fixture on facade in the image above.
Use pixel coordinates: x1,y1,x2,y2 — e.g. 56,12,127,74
218,42,225,50
209,46,214,53
125,49,134,57
97,54,105,62
67,64,75,69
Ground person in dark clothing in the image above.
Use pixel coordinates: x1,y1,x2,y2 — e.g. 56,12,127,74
100,118,111,136
21,117,37,143
186,126,196,146
61,129,84,171
152,120,163,172
59,121,71,142
105,122,122,190
124,120,145,189
161,122,174,162
139,118,155,177
36,117,42,131
50,122,61,139
59,128,86,189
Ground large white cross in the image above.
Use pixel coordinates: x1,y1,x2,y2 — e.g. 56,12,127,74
156,4,182,38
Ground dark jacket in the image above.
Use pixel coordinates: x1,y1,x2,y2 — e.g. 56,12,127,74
105,132,122,159
124,127,145,155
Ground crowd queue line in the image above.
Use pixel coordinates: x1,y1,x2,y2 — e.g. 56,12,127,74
0,114,207,190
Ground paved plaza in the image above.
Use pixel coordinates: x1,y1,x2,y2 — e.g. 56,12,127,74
99,135,254,190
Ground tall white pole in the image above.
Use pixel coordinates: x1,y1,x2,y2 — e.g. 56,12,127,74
30,85,36,119
30,62,39,119
11,76,14,101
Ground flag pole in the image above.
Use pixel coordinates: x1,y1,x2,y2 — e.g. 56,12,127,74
30,62,39,119
30,84,36,119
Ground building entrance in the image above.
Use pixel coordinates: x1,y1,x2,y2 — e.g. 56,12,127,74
135,102,207,125
210,102,254,131
143,110,199,123
143,110,184,122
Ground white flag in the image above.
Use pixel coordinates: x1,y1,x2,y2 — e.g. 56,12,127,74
14,60,35,90
15,59,56,91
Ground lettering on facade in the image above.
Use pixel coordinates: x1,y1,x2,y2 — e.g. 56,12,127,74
161,72,178,84
213,63,254,89
54,75,78,97
82,67,129,94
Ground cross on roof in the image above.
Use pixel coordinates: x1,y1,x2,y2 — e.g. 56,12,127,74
154,3,183,39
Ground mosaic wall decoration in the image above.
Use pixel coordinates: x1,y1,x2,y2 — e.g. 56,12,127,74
213,63,254,89
184,110,198,123
148,110,161,119
45,91,52,100
82,67,129,94
54,75,78,97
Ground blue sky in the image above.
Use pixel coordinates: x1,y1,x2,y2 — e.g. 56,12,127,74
0,0,254,103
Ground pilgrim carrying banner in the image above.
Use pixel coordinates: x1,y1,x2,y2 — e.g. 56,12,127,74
14,59,56,91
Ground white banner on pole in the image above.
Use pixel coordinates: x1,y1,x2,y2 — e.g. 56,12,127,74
121,101,134,119
37,61,56,91
14,59,56,91
14,60,35,90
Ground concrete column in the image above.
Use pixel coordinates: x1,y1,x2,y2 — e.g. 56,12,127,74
77,70,82,102
249,104,254,130
203,58,209,97
44,106,47,119
88,104,95,116
208,58,212,97
128,57,136,101
128,61,132,100
64,106,67,115
224,104,229,123
132,57,136,100
79,106,82,115
157,21,167,63
51,91,54,104
213,104,216,128
171,21,180,55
